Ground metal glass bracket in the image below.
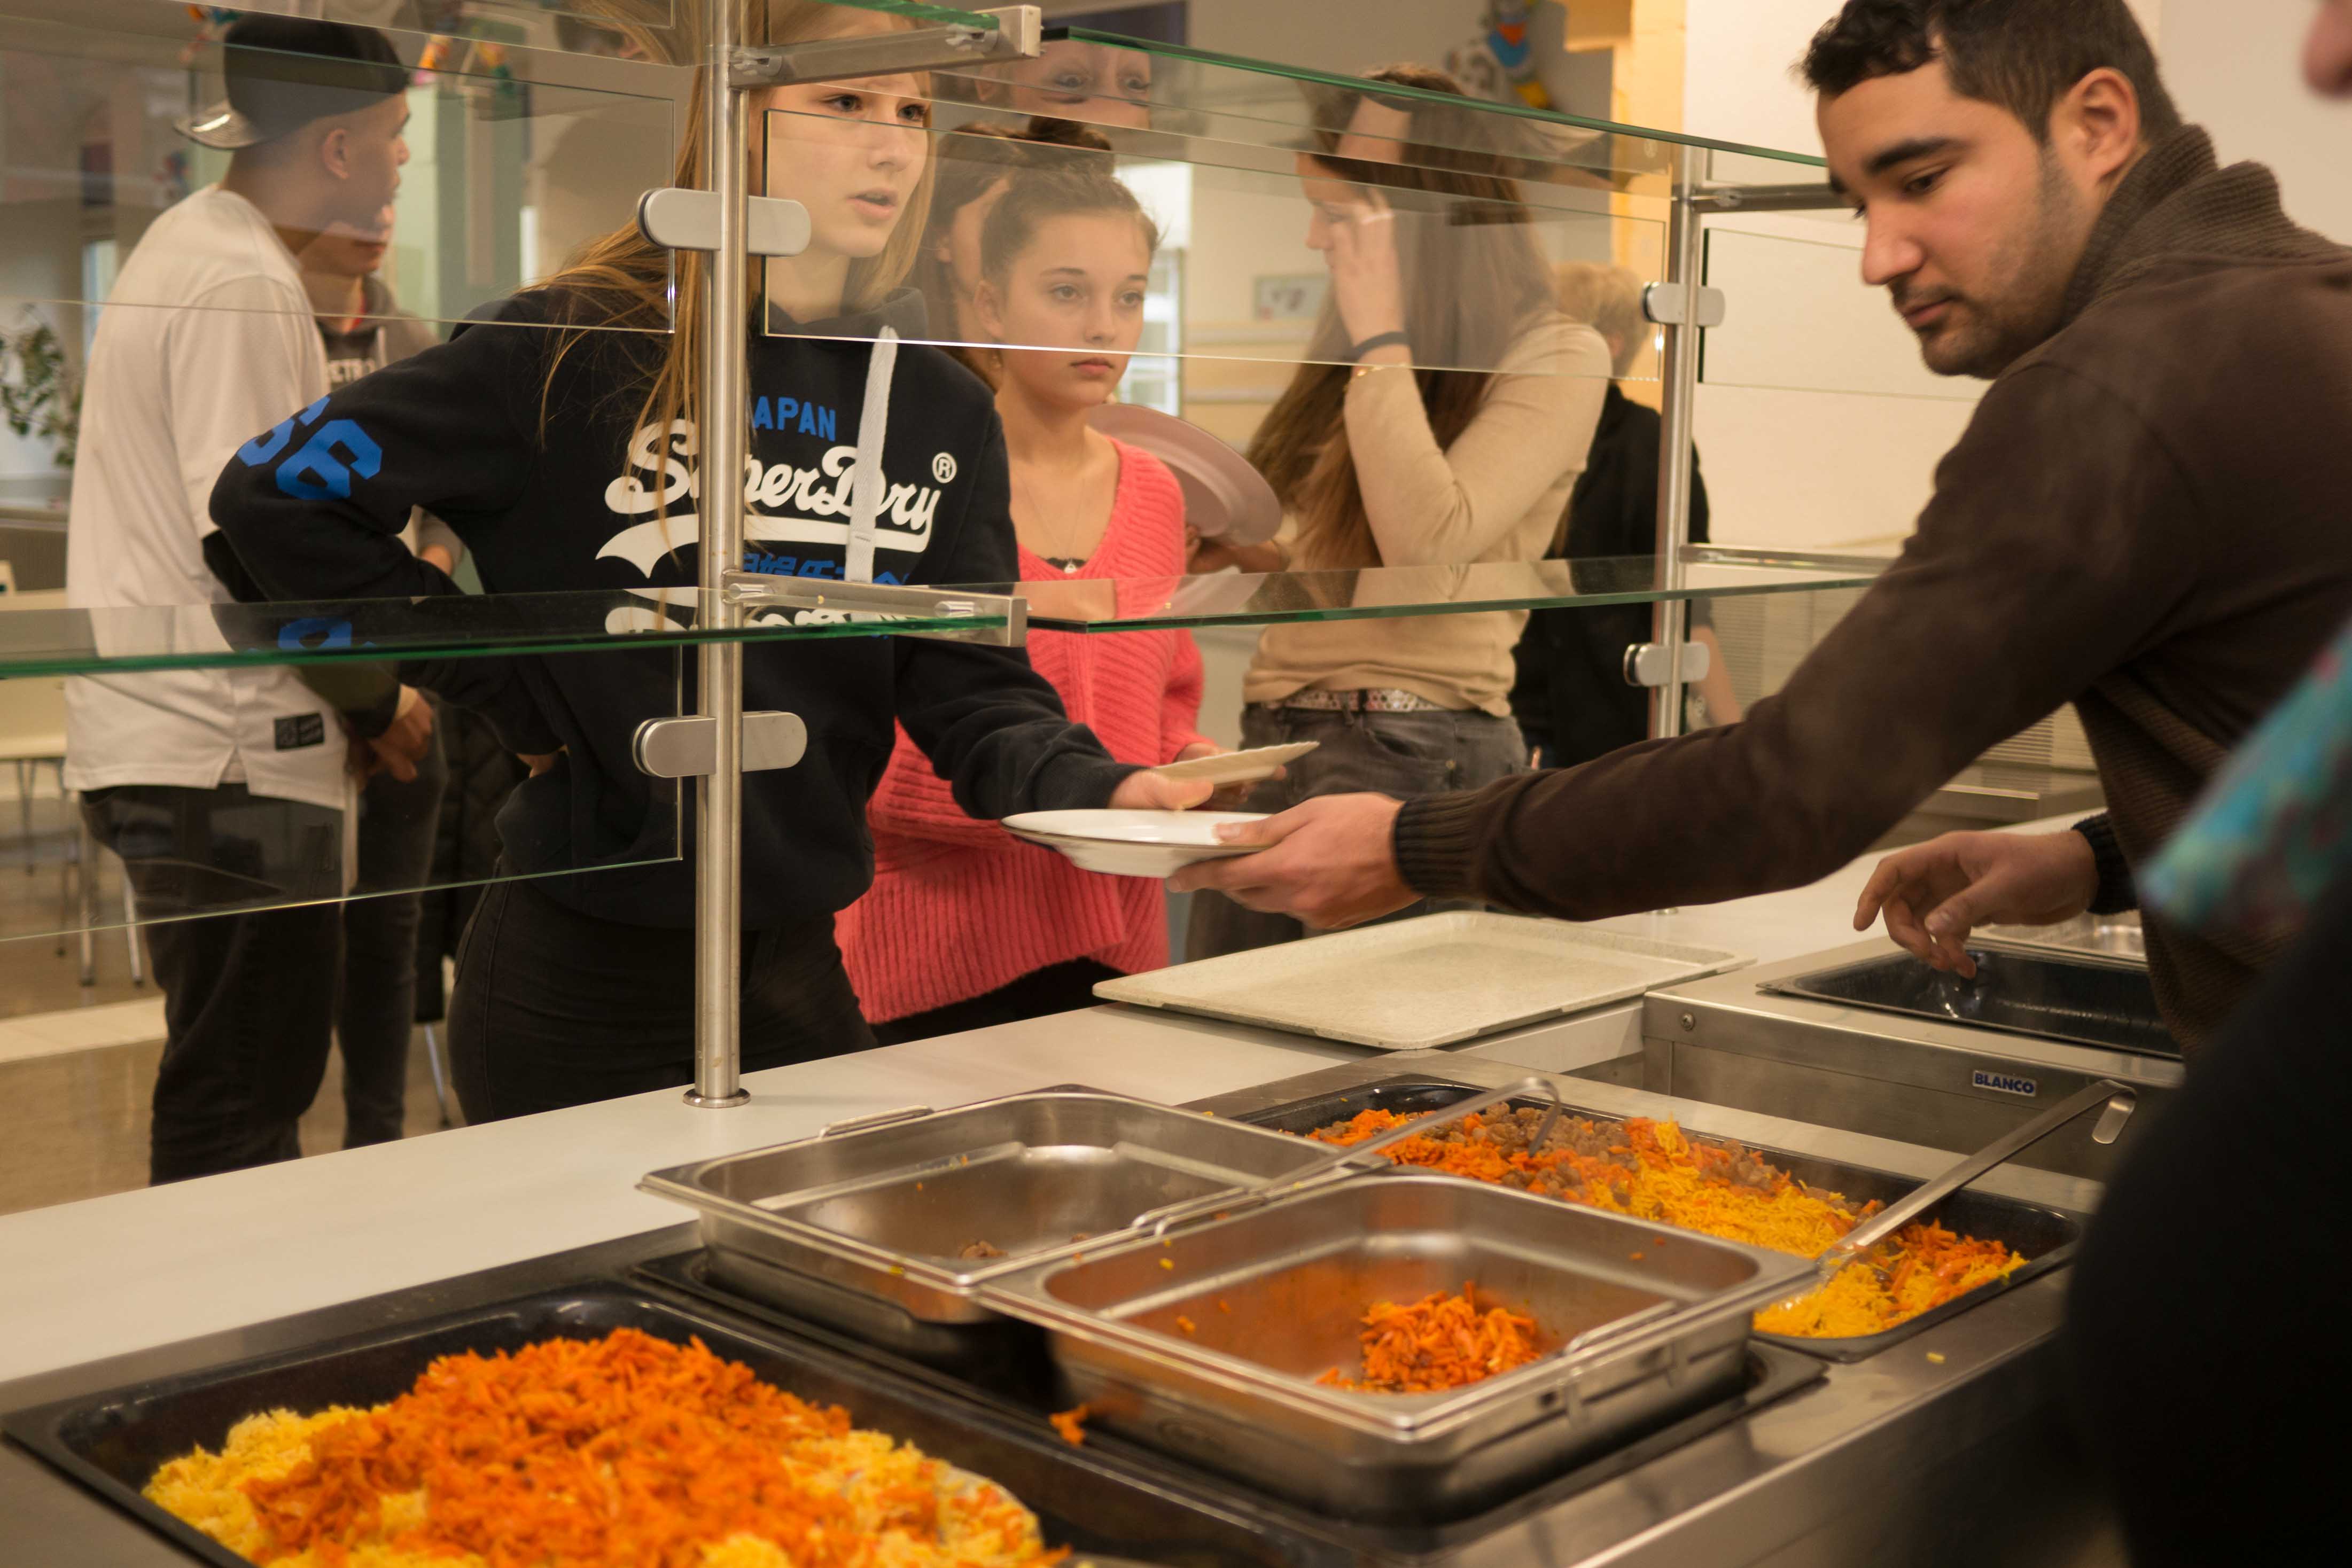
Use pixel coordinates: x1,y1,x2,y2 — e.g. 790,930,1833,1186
1624,639,1713,689
634,712,809,779
637,189,811,257
1643,282,1726,329
718,570,1029,646
730,4,1041,87
1690,183,1850,215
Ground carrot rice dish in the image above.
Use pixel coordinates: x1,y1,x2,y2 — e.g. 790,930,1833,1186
1316,1281,1544,1394
1309,1109,2026,1339
143,1328,1066,1568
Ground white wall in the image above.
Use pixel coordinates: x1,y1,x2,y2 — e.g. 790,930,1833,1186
2159,0,2352,243
1672,0,2155,551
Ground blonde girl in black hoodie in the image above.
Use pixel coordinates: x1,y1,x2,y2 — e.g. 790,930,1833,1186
213,1,1201,1118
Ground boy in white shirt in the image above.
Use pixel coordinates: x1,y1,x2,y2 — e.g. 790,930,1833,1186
65,15,418,1183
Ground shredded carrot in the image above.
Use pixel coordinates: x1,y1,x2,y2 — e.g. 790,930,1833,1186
1174,1315,1196,1336
1217,1299,1232,1314
1317,1281,1543,1395
1049,1405,1089,1446
1309,1110,2026,1339
149,1330,1065,1567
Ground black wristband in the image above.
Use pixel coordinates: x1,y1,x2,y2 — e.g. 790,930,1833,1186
2072,814,2138,915
1350,330,1411,362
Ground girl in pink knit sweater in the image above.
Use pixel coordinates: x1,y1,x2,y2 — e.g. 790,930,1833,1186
839,162,1217,1042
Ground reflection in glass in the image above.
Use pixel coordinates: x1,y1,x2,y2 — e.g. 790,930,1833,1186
941,35,1157,131
921,26,1831,202
0,23,673,334
765,98,1654,385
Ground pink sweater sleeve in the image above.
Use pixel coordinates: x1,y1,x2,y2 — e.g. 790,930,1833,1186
866,720,1008,852
1162,629,1213,762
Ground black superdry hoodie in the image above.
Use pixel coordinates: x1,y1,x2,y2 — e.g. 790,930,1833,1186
211,288,1134,929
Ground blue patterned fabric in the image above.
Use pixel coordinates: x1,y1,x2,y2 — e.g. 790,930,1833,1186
2142,617,2352,942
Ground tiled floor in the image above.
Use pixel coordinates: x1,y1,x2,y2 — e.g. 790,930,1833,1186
0,1026,458,1216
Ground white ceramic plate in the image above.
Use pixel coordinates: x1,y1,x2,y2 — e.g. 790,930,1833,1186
1086,403,1283,544
1144,741,1317,787
1004,809,1267,878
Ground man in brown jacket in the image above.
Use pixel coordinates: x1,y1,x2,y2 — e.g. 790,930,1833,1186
1175,0,2352,1049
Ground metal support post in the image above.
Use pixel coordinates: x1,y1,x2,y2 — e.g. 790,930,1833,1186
688,0,749,1109
671,4,1044,1109
1648,145,1705,742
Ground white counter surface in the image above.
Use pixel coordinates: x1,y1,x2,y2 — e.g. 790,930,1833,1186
0,826,2068,1387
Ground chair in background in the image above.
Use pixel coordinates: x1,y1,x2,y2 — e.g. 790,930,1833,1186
0,590,143,985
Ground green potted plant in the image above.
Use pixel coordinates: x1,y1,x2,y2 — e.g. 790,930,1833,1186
1,308,82,467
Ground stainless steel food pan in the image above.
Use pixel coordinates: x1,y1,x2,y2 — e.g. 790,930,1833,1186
638,1088,1327,1358
1235,1073,2089,1361
978,1173,1814,1519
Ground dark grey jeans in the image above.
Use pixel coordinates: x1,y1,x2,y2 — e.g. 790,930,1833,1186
81,784,344,1184
338,731,448,1148
1185,702,1528,959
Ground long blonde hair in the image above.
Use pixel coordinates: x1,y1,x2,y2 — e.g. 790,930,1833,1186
528,0,937,447
1245,65,1555,571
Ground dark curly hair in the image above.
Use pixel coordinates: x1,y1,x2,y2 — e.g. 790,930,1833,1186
1800,0,2181,143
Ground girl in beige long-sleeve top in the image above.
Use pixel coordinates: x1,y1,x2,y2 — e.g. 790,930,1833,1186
1188,65,1609,959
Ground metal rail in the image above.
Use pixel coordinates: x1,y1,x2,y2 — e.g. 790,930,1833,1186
682,4,1043,1109
1649,145,1705,742
689,0,750,1109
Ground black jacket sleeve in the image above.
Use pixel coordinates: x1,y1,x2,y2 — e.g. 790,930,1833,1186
208,305,563,755
893,416,1135,817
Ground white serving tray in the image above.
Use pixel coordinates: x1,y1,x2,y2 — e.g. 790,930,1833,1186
1093,912,1752,1050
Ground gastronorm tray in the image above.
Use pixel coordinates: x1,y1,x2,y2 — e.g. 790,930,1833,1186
1757,945,2176,1058
0,1283,1228,1568
1235,1075,2086,1363
634,1247,1827,1555
975,1174,1813,1519
1093,912,1751,1050
637,1088,1327,1361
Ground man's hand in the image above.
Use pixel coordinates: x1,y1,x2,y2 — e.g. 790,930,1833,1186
1167,793,1413,930
1854,829,2099,978
1109,769,1213,812
362,687,434,783
520,750,564,778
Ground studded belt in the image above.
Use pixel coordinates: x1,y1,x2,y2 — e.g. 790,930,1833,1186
1264,688,1452,715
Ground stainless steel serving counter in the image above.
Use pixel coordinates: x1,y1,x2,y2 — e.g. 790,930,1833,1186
0,1051,2126,1568
1640,942,2186,1180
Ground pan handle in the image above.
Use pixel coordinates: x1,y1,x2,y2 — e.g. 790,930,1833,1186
1129,1076,1567,1238
819,1104,933,1137
1830,1078,2135,1261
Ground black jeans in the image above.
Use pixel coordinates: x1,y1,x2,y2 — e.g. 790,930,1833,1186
1187,703,1527,958
448,871,877,1122
871,958,1120,1047
338,731,448,1147
81,784,344,1184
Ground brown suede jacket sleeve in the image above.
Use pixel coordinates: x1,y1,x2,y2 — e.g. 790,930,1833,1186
1393,358,2205,915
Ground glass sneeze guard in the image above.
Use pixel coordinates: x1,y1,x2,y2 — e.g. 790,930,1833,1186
0,557,1881,680
922,24,1829,200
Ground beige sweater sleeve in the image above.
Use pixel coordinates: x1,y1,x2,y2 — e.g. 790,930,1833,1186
1340,315,1613,567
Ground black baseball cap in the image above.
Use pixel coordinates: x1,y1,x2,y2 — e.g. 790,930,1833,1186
176,15,410,151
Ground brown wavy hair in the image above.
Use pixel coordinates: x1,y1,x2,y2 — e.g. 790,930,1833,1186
1245,65,1556,571
525,1,937,447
